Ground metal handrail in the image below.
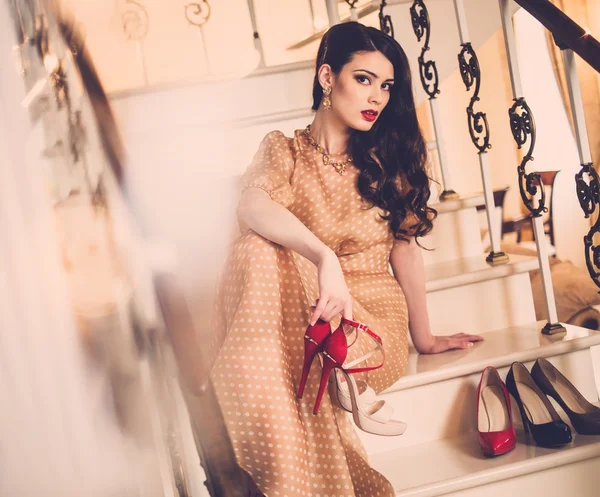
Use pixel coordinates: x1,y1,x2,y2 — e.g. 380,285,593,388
514,0,600,72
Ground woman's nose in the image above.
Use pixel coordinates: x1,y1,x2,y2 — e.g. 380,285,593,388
369,88,383,104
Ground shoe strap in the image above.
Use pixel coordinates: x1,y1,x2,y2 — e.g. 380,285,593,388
340,317,384,374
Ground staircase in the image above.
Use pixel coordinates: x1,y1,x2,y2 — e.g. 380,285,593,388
360,194,600,496
91,0,600,495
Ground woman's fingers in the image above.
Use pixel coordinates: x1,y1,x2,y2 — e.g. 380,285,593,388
448,337,474,350
310,298,328,325
321,300,343,322
450,339,472,350
310,296,350,324
451,333,484,342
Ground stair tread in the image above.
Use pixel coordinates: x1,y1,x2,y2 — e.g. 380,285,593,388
370,429,600,497
425,253,538,292
430,193,484,214
386,321,600,393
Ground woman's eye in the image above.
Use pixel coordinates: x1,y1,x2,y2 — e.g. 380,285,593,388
382,83,393,91
356,75,370,85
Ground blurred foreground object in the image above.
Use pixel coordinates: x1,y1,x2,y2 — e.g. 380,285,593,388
1,1,264,496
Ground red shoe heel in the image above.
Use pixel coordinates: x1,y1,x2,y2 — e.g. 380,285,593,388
313,356,337,414
313,325,349,414
477,367,516,457
297,319,331,399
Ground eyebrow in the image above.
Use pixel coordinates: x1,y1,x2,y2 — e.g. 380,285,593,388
353,69,394,82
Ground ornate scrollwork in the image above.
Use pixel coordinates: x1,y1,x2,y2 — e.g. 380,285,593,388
185,1,211,27
508,98,546,217
575,162,600,290
344,0,360,8
458,43,490,153
410,0,439,98
584,227,600,291
122,0,149,41
576,162,600,217
379,0,394,38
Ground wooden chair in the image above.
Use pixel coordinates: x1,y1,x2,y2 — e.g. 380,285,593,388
502,170,560,246
475,186,510,240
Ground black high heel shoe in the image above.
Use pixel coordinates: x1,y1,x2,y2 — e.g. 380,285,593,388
532,358,600,435
506,362,572,448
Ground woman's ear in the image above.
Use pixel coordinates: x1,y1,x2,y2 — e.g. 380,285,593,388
317,64,335,89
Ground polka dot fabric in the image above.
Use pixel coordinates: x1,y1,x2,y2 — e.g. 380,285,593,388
208,130,410,496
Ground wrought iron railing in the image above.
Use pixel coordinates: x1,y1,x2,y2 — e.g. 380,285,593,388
454,0,508,266
506,0,600,316
514,0,600,72
409,0,458,201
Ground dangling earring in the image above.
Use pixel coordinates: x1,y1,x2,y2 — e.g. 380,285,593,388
322,87,332,110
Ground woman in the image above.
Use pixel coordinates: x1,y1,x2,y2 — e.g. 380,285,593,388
208,22,483,497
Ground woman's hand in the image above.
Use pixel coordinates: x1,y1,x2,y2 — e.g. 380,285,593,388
417,333,484,354
310,248,352,325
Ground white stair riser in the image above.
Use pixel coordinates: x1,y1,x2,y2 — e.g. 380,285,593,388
425,455,600,497
422,208,484,266
427,273,536,336
356,349,599,454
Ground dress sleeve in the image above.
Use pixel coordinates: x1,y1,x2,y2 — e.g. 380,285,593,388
240,130,295,208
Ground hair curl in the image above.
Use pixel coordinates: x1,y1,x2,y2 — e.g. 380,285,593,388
312,22,437,242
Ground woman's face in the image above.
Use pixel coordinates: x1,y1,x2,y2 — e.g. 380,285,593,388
327,50,395,132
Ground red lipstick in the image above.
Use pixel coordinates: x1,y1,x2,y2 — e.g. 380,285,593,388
361,109,378,122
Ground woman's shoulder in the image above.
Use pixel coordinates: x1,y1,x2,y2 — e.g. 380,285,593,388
260,130,301,157
261,129,299,144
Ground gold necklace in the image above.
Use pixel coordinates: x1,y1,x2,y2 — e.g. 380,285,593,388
303,125,352,175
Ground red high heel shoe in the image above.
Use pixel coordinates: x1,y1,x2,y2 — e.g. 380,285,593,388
317,318,406,436
477,367,516,456
297,318,332,399
313,319,382,409
299,317,407,436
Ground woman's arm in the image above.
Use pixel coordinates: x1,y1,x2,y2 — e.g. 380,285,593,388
389,238,483,353
239,188,327,266
238,187,352,323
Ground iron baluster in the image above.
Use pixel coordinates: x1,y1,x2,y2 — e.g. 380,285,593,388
379,0,394,39
458,43,491,153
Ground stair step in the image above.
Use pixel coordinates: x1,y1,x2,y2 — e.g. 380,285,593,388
430,193,484,214
370,429,600,497
425,253,538,292
355,323,600,452
421,207,483,266
391,322,600,393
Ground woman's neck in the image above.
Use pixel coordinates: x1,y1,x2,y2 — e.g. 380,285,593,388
310,110,350,157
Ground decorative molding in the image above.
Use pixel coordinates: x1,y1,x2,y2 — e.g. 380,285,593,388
185,1,211,27
122,0,149,41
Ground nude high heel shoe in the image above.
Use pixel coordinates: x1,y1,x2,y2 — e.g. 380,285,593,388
314,318,407,436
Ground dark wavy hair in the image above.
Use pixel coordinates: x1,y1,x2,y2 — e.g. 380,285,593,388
312,22,436,241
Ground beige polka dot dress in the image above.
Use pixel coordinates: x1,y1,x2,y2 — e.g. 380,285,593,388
207,130,410,496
